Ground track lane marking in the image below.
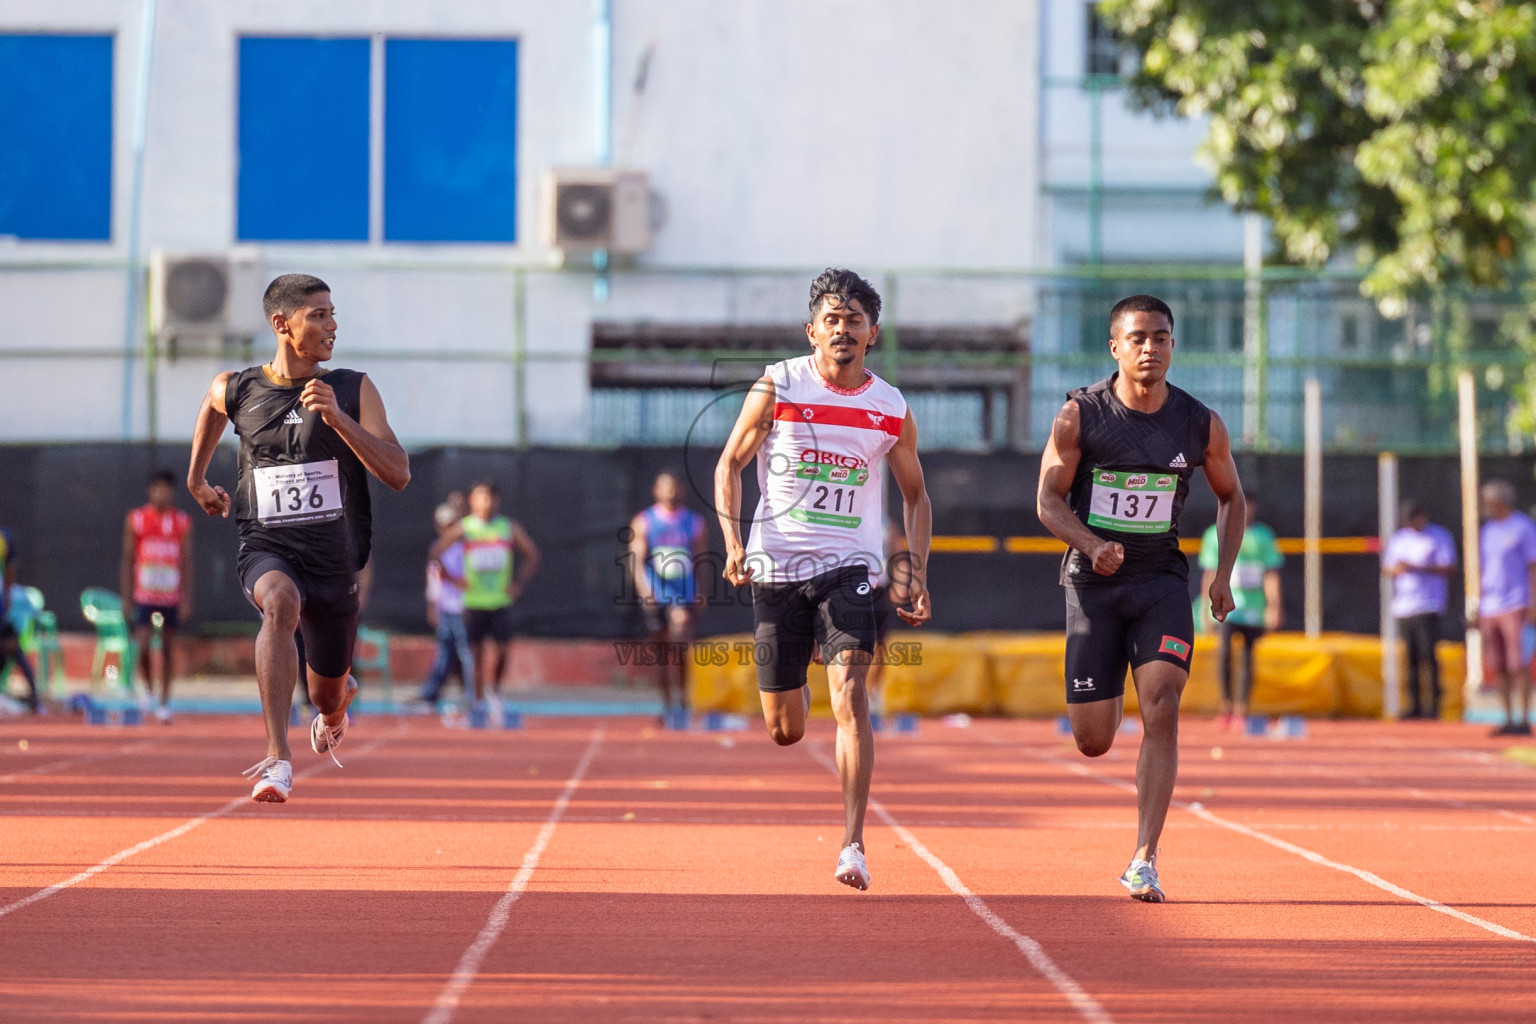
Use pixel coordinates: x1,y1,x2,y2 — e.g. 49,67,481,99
421,725,605,1024
1020,738,1536,944
0,729,398,921
804,743,1113,1024
0,737,166,784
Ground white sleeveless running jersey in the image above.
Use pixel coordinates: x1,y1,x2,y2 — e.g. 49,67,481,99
746,355,907,583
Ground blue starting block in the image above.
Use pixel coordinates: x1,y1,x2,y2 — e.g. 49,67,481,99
467,704,523,730
1276,715,1308,739
1055,713,1073,735
85,702,144,727
892,713,920,734
701,711,748,732
290,704,304,727
870,712,886,733
501,708,524,730
1244,714,1270,737
662,708,692,731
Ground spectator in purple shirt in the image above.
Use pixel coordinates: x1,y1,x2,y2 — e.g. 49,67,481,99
1383,500,1456,720
1476,480,1536,736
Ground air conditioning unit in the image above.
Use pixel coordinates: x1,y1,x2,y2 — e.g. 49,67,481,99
544,168,653,259
149,249,268,358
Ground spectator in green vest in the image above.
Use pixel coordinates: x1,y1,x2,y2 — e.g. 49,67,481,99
431,481,540,714
1199,493,1283,729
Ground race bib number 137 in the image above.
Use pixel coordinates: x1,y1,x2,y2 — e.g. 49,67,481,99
253,460,344,527
1086,468,1176,534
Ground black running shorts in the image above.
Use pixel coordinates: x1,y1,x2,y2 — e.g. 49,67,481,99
750,565,877,693
1063,574,1194,704
239,550,360,680
464,606,514,647
132,603,180,630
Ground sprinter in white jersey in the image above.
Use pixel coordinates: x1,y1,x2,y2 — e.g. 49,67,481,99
716,268,933,891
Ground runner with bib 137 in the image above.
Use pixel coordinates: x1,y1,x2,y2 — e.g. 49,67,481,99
186,274,410,803
1036,294,1245,903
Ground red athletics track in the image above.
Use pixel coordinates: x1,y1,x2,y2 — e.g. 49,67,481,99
1,714,1534,1022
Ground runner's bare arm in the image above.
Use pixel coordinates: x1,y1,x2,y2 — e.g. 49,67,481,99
628,514,654,601
180,527,194,620
1202,412,1246,622
1263,568,1283,631
885,409,932,626
187,372,234,518
714,375,777,586
119,515,136,607
300,373,410,491
1037,399,1123,575
510,522,541,600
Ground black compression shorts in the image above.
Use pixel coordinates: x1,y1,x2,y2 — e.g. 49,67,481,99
750,565,877,693
239,550,360,680
1063,574,1194,704
464,606,514,646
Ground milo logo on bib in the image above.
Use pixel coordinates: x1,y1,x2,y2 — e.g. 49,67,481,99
790,449,868,528
1086,468,1176,535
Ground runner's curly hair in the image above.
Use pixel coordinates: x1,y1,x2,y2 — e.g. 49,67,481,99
808,268,881,325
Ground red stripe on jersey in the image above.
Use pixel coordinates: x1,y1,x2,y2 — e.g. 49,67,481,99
774,402,903,436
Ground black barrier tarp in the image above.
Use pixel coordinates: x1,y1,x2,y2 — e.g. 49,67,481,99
1,444,1530,640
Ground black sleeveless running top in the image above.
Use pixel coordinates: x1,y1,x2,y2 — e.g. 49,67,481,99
1061,373,1211,587
226,366,372,578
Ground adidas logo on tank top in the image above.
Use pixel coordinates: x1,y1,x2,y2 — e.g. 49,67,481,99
283,409,304,425
745,356,907,583
1170,452,1187,468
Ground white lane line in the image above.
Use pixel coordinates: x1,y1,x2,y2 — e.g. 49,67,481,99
1036,748,1536,944
0,731,396,922
804,744,1112,1024
421,726,605,1024
0,738,165,784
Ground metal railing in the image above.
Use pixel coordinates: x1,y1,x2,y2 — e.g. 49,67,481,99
0,257,1528,454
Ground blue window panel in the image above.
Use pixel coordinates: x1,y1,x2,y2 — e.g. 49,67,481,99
238,37,370,241
0,35,113,240
385,39,518,243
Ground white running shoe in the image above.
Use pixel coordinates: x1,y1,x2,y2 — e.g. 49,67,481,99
243,757,293,803
836,842,871,891
310,677,359,767
154,704,173,725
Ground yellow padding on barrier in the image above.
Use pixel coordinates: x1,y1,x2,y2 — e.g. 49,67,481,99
688,631,1468,719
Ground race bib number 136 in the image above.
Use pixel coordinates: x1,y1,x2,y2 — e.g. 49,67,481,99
253,460,344,527
1086,468,1175,534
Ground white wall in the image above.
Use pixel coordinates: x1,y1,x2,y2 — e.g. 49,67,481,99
0,0,1043,443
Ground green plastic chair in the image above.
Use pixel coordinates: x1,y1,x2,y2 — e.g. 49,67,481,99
16,586,64,695
353,624,393,705
80,587,137,692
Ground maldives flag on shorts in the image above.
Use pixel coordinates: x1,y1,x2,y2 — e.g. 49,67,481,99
1159,635,1191,661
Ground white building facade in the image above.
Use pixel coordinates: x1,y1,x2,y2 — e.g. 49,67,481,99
0,0,1047,445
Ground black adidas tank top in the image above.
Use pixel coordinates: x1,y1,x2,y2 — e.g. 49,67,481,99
226,366,373,578
1061,373,1212,587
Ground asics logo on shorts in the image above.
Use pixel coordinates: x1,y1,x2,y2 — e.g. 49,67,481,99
1073,677,1095,691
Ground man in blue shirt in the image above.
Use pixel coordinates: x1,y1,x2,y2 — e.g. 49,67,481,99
1383,500,1457,720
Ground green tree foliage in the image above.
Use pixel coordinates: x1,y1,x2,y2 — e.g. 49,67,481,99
1099,0,1536,315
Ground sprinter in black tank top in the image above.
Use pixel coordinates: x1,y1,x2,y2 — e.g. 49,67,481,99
187,274,410,804
1037,294,1245,903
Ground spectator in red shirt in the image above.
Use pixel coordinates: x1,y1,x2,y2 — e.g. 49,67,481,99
119,470,193,723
